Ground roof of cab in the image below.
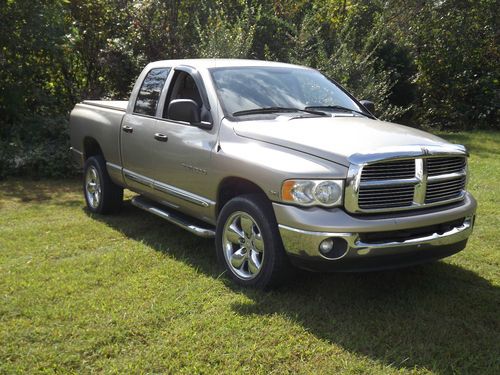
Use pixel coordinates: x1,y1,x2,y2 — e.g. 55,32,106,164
145,58,310,70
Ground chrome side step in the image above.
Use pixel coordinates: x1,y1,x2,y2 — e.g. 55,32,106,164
131,196,215,238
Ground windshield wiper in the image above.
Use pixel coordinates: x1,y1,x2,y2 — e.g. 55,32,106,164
232,106,327,117
305,105,373,118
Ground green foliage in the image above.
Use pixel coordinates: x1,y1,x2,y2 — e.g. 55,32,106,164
0,0,498,178
67,0,136,99
251,11,296,61
385,0,499,130
8,114,74,179
0,0,74,179
196,5,260,59
288,7,411,121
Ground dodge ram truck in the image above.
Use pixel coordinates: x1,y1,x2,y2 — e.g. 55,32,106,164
70,59,477,288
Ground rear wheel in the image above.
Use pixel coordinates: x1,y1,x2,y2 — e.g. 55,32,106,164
83,155,123,214
216,194,292,289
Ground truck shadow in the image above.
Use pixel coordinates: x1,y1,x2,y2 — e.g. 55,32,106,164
0,178,82,205
89,200,499,374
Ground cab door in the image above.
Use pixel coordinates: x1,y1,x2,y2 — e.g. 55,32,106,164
120,67,170,193
148,67,218,218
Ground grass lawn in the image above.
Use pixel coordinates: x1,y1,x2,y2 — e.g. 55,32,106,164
0,131,499,374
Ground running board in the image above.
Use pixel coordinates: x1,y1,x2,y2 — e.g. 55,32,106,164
131,196,215,238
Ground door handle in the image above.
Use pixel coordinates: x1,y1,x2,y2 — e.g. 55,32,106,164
122,125,134,133
154,133,168,142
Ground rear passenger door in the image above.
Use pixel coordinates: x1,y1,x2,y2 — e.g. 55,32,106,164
121,67,170,193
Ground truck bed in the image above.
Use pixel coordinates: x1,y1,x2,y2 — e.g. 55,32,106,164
82,100,128,112
70,100,128,178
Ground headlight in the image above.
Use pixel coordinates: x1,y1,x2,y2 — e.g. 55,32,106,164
281,179,344,207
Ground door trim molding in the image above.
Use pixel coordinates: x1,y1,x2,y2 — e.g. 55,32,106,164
123,169,154,188
122,168,214,208
154,180,215,208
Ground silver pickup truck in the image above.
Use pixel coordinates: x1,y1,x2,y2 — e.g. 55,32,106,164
70,59,477,288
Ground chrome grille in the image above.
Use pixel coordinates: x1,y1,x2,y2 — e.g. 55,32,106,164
347,154,467,213
361,159,415,181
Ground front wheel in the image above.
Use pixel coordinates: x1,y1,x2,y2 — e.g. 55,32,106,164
216,194,292,289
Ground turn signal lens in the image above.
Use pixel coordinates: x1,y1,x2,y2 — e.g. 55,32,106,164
281,180,315,204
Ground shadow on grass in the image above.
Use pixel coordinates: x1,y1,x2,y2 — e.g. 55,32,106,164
0,178,81,204
91,200,499,374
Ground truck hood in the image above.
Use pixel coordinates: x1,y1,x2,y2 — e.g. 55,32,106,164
233,116,452,166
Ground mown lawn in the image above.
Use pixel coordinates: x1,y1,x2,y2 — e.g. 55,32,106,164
1,131,499,374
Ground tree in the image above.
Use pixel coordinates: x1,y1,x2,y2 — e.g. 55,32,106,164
385,0,499,129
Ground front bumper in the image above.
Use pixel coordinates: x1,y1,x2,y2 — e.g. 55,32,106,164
274,192,477,271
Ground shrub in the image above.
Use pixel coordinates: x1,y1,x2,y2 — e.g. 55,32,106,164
1,115,75,179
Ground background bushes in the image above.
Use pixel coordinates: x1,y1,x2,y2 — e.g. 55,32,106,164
0,0,498,178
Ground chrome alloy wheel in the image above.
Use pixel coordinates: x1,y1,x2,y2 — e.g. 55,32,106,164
85,166,101,209
222,211,265,280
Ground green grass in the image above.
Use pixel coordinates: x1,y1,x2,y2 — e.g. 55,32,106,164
1,131,499,374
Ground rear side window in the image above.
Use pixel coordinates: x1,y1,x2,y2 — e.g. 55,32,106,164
134,68,170,116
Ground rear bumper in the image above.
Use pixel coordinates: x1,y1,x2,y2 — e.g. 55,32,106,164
273,193,476,271
69,147,84,168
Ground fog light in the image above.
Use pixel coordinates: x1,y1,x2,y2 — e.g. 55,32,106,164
318,237,349,259
319,239,334,254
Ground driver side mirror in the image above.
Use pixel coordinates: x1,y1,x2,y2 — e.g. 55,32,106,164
360,100,375,116
168,99,212,129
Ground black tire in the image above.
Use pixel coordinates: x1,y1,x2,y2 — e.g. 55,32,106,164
216,194,292,289
83,155,123,214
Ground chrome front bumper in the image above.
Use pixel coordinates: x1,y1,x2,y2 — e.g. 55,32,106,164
279,216,473,259
274,193,477,269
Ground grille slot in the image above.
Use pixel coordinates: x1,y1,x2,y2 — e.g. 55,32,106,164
425,176,466,203
361,159,415,181
358,185,414,209
427,157,466,176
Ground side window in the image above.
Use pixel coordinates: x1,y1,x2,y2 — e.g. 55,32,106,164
163,71,203,119
134,68,170,116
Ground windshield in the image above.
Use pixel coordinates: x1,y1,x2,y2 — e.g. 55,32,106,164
209,66,364,119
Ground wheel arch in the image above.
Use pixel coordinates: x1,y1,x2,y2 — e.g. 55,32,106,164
216,177,272,217
83,137,104,161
